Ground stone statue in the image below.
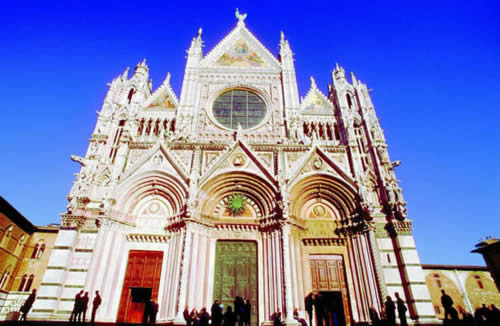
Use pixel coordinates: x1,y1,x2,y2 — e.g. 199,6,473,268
235,8,247,22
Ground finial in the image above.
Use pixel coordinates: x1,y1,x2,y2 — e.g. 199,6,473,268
310,76,317,88
166,72,171,83
280,31,285,42
335,63,340,70
197,27,203,39
141,58,147,65
235,8,247,25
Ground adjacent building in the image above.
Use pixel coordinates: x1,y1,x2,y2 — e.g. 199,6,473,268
0,196,59,320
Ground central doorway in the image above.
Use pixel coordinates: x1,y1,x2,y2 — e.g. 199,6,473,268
213,240,258,325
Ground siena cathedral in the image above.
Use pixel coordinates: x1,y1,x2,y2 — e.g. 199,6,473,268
33,13,437,326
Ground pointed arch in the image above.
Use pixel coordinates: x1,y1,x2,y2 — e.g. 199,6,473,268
288,173,357,220
114,170,189,222
198,171,277,219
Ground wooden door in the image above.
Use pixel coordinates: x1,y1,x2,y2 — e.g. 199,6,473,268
117,250,163,323
213,241,258,325
310,255,350,325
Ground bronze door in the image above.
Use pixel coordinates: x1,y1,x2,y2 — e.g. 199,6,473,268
213,241,258,325
310,255,350,326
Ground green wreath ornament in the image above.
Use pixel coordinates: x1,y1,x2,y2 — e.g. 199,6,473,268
227,193,247,216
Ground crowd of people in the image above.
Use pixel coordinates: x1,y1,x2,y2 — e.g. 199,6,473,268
439,290,500,326
69,290,101,324
184,296,252,326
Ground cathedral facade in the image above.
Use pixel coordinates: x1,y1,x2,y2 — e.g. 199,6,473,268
32,14,437,325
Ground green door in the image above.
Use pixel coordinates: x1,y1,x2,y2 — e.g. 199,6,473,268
213,240,258,325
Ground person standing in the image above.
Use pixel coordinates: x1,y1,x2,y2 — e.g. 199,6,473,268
199,307,210,326
305,292,314,326
440,290,454,320
211,300,223,326
243,298,251,326
70,290,83,323
90,290,101,325
384,296,396,326
313,293,324,326
19,289,37,322
368,305,380,326
78,292,89,323
223,306,236,326
394,293,407,326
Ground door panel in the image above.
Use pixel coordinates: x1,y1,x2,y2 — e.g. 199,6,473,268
213,241,258,325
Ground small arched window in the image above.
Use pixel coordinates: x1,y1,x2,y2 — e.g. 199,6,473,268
346,93,353,108
128,88,135,104
31,243,39,259
37,244,46,259
0,265,12,289
1,225,13,247
18,274,27,291
25,275,34,292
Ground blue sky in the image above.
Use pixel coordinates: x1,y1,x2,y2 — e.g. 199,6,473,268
1,1,498,266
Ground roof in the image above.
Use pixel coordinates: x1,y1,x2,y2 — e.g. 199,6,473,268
0,196,37,234
471,238,500,253
421,264,489,271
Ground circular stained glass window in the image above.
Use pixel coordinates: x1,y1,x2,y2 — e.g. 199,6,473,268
212,89,266,130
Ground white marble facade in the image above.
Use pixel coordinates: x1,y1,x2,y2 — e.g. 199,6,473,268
32,13,438,325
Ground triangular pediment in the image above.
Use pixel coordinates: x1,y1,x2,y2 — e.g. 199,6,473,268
120,143,189,185
199,140,277,188
202,22,281,72
300,78,334,116
287,145,356,189
143,73,179,110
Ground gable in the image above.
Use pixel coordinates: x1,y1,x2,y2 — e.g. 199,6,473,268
287,146,356,189
300,77,334,116
216,39,265,68
201,22,281,72
199,140,276,188
302,92,334,116
143,73,179,110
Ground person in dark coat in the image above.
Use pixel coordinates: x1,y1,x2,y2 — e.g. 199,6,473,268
78,292,89,322
313,293,324,326
305,292,314,326
211,300,223,326
368,305,380,326
223,306,236,326
150,300,158,324
198,307,210,326
272,309,282,326
384,296,396,326
440,290,454,320
143,299,152,325
394,293,407,326
19,289,37,322
184,307,192,326
91,290,101,325
243,299,251,326
70,290,84,323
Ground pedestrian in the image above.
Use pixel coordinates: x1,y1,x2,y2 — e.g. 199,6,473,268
199,307,210,326
150,299,158,324
305,292,314,326
70,290,84,323
313,293,324,326
384,296,396,326
77,292,89,323
440,290,454,320
211,300,223,326
91,290,101,325
19,289,37,322
223,306,236,326
394,293,407,326
368,305,380,326
243,298,251,326
184,306,192,326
